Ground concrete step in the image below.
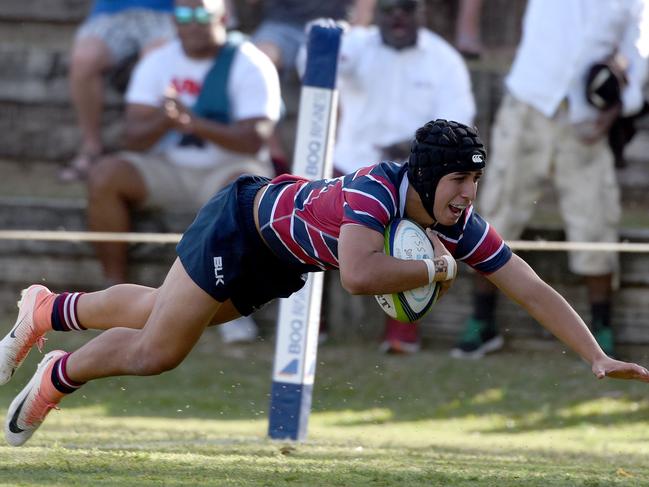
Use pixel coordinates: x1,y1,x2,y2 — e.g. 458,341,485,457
0,36,124,105
0,21,77,50
0,102,123,161
0,196,193,316
0,0,89,23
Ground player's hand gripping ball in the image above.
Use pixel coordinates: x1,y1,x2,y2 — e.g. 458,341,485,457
375,218,441,322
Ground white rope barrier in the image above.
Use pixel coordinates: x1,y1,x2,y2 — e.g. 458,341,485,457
0,230,649,252
0,230,181,244
507,240,649,253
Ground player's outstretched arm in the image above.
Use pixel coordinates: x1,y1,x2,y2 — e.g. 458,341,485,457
487,254,649,383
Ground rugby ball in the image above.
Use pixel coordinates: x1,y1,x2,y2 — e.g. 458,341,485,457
375,218,441,323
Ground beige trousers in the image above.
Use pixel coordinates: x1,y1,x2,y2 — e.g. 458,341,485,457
478,94,620,275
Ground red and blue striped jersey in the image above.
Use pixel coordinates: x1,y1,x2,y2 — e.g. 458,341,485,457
257,161,512,274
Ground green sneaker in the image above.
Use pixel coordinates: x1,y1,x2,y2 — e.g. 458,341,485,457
594,327,615,357
450,318,504,359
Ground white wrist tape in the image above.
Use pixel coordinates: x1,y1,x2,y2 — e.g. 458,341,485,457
441,254,457,281
423,259,435,284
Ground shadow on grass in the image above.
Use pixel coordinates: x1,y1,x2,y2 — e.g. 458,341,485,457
1,330,649,437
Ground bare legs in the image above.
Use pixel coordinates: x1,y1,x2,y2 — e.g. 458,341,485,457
254,42,282,69
455,0,484,58
86,156,147,284
585,274,613,303
67,37,113,178
76,280,243,331
76,284,159,330
67,36,170,181
66,259,240,382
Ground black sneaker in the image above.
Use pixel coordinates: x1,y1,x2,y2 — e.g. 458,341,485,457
450,318,504,359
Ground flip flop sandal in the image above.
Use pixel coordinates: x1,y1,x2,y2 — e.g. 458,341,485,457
59,152,100,183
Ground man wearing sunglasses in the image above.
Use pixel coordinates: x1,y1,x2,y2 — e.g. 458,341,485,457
86,0,281,343
331,0,476,353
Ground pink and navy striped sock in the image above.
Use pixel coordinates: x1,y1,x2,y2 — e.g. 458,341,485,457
51,292,86,332
51,353,85,394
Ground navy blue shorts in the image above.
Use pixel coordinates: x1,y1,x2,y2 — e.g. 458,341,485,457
177,175,308,316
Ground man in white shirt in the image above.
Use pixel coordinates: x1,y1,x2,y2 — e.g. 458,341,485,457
334,0,475,175
332,0,475,353
86,0,281,342
452,0,649,359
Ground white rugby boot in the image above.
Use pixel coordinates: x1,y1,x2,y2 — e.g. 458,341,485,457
5,350,67,446
0,285,52,385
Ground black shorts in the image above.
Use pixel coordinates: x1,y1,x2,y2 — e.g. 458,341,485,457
176,175,308,316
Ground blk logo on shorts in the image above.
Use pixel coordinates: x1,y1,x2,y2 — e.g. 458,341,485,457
213,257,225,286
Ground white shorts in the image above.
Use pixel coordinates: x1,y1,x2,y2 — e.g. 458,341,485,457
120,151,275,212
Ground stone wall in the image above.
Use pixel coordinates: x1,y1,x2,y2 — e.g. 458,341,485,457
0,0,122,161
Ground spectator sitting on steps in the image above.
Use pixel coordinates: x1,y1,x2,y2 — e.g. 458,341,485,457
86,0,281,343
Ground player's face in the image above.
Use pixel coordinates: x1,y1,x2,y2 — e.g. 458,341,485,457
433,170,482,225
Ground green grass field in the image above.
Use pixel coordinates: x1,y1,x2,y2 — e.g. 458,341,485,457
1,329,649,486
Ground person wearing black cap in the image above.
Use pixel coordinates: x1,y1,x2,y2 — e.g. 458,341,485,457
3,119,649,448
